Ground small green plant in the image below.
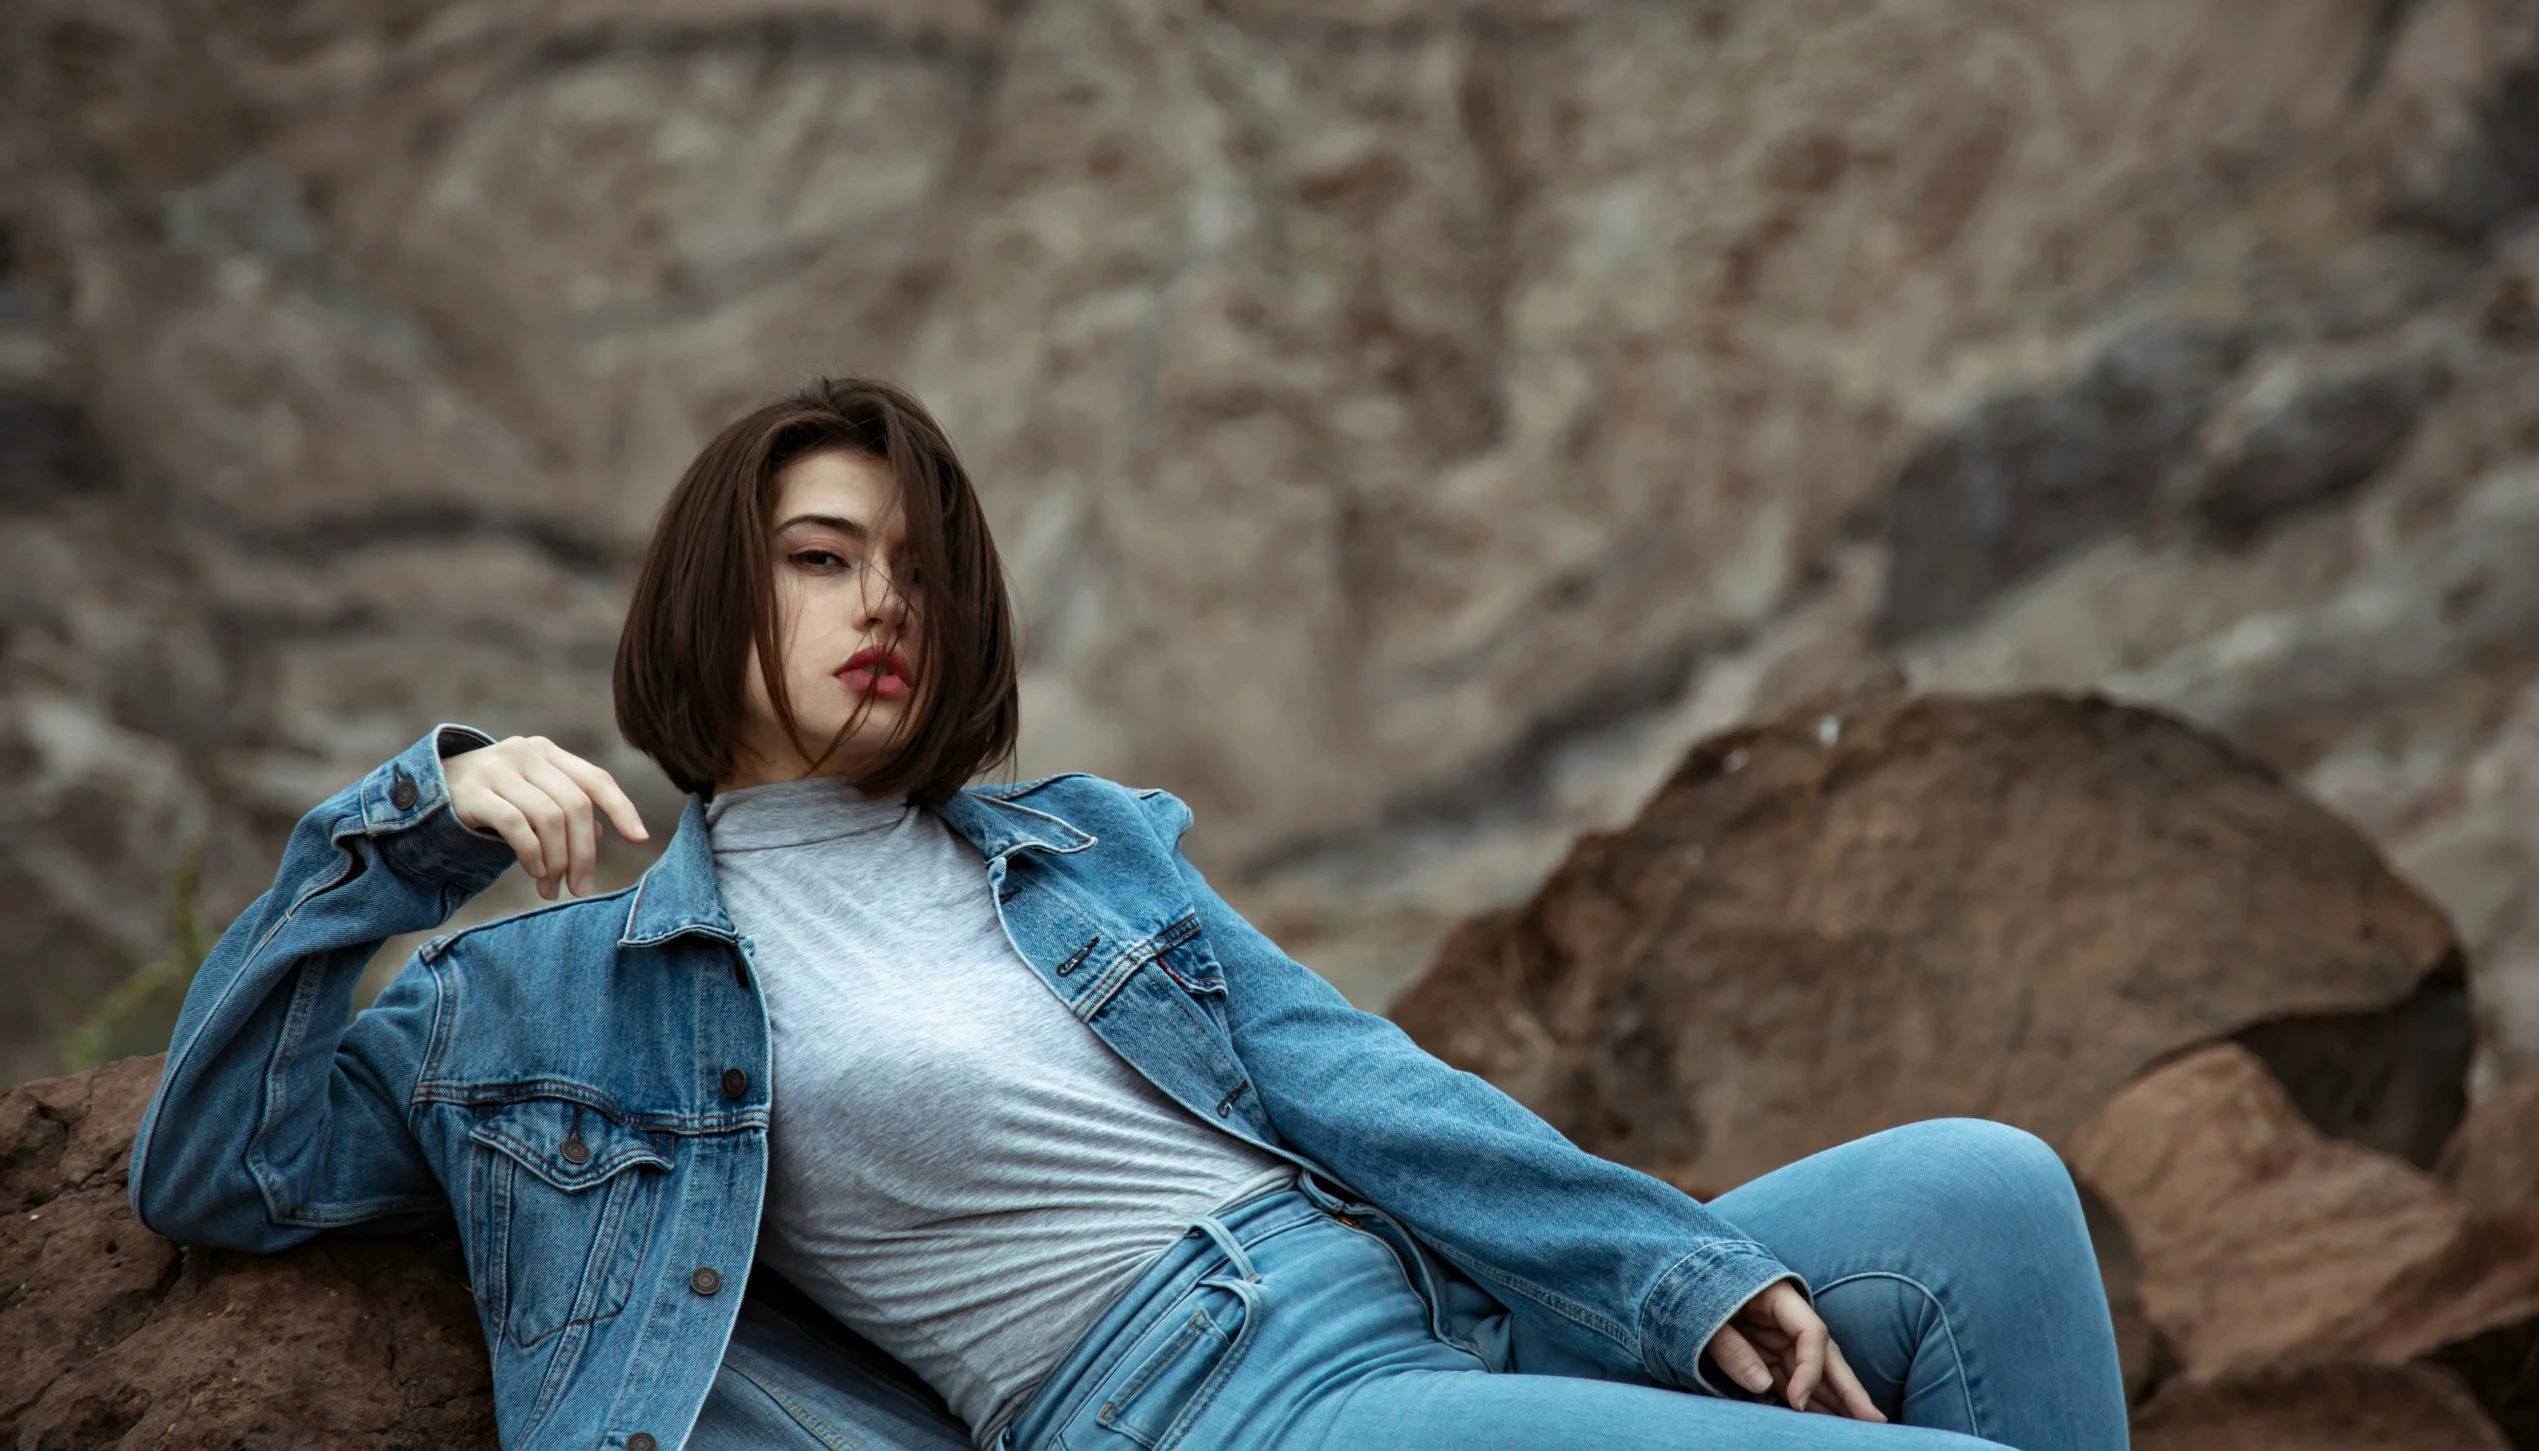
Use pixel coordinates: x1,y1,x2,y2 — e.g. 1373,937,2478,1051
60,840,211,1072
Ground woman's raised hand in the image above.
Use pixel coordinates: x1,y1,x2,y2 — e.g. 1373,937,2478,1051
444,737,650,900
1704,1280,1885,1421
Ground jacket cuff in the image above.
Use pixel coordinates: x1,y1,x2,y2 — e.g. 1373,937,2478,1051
346,724,517,890
1639,1240,1808,1395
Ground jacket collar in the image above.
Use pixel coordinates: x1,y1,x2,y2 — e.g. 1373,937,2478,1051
619,797,738,947
932,782,1099,862
619,783,1098,947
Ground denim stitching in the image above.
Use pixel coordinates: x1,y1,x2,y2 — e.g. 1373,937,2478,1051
1021,1203,1325,1446
468,1124,671,1190
1154,1278,1262,1451
420,883,640,954
470,1146,511,1331
971,793,1099,853
724,1356,875,1450
548,1165,632,1343
527,1310,589,1426
525,1167,666,1430
1073,945,1152,1020
1098,1310,1219,1442
249,962,329,1225
1111,1313,1214,1415
1812,1270,1981,1436
1459,1256,1636,1348
414,1080,768,1134
417,949,456,1129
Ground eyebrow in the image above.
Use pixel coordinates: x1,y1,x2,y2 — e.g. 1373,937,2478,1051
775,512,869,541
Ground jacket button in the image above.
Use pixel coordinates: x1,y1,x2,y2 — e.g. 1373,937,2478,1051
390,776,419,810
691,1266,722,1296
628,1436,657,1451
560,1138,590,1166
721,1067,748,1100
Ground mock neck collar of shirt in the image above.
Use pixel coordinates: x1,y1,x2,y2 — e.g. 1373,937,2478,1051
705,776,911,852
621,780,1099,947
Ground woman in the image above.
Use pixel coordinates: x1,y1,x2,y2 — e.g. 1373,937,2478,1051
131,378,2127,1451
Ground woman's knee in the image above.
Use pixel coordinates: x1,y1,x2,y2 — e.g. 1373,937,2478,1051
1862,1119,2083,1237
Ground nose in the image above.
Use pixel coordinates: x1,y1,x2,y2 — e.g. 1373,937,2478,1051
857,553,909,634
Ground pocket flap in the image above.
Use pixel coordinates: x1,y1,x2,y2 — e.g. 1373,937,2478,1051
467,1099,671,1192
1151,916,1222,994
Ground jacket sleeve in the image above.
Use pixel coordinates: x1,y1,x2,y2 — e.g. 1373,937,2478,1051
128,726,519,1250
1135,789,1797,1394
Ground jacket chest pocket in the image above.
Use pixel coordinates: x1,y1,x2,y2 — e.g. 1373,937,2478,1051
465,1099,673,1349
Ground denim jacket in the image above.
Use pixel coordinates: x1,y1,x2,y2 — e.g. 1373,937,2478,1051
130,727,1796,1450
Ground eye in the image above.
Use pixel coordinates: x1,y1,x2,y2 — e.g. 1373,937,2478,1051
787,547,858,572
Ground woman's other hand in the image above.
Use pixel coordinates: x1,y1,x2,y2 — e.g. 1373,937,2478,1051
1704,1280,1885,1421
445,737,650,899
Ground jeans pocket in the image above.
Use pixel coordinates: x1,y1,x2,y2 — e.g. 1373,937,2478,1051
1090,1276,1258,1450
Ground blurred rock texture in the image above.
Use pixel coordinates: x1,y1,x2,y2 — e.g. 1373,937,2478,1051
1393,688,2539,1448
3,0,2539,1086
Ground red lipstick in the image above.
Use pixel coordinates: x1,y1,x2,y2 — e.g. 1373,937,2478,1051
838,645,913,700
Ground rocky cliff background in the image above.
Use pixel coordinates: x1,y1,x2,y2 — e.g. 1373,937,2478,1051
8,0,2539,1096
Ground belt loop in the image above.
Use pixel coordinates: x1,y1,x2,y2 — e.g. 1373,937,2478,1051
1193,1214,1260,1282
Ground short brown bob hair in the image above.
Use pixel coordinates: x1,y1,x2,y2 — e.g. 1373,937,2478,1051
614,377,1019,804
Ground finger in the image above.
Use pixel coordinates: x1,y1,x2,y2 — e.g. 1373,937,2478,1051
1741,1324,1797,1352
545,748,649,843
1704,1325,1776,1397
1782,1305,1828,1412
520,759,597,896
494,775,572,899
469,794,548,881
1821,1336,1886,1424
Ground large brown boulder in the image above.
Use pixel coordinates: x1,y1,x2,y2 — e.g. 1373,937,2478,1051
2068,1043,2469,1382
1391,687,2465,1195
2072,1042,2539,1443
0,1056,495,1449
2130,1362,2509,1451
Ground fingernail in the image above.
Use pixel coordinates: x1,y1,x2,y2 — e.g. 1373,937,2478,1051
1740,1366,1771,1392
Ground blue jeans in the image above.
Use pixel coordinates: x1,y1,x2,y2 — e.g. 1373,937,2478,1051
691,1120,2127,1450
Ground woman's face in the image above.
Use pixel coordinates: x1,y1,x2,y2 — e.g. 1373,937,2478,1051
723,449,916,792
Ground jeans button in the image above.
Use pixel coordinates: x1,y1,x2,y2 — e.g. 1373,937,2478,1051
628,1435,657,1451
560,1138,590,1166
390,776,419,811
691,1266,722,1296
721,1067,748,1100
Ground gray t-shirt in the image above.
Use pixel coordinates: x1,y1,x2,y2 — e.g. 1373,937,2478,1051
706,778,1293,1446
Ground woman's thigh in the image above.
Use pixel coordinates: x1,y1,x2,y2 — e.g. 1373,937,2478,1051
1040,1205,2005,1451
1316,1366,2008,1451
1706,1119,2127,1451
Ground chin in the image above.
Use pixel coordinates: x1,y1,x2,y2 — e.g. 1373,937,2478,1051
819,702,906,748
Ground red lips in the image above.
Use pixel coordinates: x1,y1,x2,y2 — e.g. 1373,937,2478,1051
837,645,913,700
